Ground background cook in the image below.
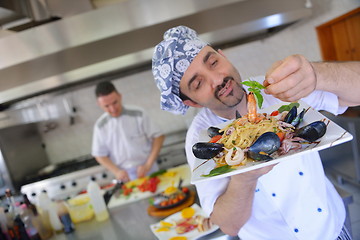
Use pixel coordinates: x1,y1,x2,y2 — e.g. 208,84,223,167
92,81,165,182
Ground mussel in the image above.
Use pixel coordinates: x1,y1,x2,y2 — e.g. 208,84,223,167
284,106,297,124
291,108,306,127
207,126,222,138
295,121,327,142
235,110,242,119
192,142,224,159
248,132,281,161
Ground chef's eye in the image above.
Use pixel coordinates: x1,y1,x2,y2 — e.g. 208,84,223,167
211,60,217,66
195,80,201,90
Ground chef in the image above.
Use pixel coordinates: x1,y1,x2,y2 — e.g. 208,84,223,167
92,81,165,182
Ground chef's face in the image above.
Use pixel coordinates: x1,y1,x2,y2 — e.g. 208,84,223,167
97,91,123,117
179,46,245,112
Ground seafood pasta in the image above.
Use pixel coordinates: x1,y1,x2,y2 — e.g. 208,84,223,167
192,93,327,171
213,112,292,167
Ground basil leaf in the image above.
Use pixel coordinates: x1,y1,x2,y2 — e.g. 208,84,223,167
253,91,264,109
278,102,300,113
242,80,265,89
201,165,235,177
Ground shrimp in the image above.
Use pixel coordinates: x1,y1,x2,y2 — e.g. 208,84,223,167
247,92,264,123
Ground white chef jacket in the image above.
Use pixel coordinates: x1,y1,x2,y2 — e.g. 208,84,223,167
92,105,163,179
185,76,348,240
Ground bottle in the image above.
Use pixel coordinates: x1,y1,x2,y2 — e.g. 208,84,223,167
5,189,31,240
56,201,74,234
19,204,40,240
5,189,19,217
37,192,63,233
0,207,8,238
24,194,53,239
87,180,109,221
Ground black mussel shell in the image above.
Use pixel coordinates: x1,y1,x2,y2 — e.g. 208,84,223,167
291,108,306,127
192,142,224,159
295,121,327,142
284,106,297,124
236,110,242,119
207,127,222,138
248,132,281,161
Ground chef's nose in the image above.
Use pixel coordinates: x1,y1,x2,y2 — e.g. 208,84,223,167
209,72,225,89
108,105,116,113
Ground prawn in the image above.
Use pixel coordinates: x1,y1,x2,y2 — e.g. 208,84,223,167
247,92,264,123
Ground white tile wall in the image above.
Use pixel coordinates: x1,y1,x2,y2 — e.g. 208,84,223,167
31,0,359,164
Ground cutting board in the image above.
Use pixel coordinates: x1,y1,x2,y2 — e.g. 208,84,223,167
147,190,196,218
107,164,192,209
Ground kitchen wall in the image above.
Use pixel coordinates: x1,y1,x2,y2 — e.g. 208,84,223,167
15,0,359,164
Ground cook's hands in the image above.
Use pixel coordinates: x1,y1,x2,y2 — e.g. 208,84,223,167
114,169,130,182
264,54,317,102
231,164,276,183
137,163,151,179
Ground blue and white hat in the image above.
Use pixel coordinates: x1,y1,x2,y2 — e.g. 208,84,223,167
152,26,208,115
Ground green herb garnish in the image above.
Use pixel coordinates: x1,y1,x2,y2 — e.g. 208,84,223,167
242,79,266,109
149,169,167,178
201,165,235,177
278,102,300,113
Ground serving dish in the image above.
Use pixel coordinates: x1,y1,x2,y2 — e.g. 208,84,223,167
150,203,219,240
191,101,353,184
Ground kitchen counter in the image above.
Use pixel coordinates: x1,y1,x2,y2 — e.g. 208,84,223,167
48,185,239,240
47,164,239,240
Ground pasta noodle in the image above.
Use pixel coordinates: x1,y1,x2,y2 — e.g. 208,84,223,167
213,115,289,167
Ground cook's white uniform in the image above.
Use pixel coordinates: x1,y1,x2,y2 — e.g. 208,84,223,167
92,105,163,180
185,76,347,240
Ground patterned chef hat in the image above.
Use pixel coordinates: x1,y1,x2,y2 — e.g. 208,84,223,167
152,26,208,115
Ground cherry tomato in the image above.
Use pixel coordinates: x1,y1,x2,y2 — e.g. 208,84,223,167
182,187,189,193
209,135,222,143
270,110,279,116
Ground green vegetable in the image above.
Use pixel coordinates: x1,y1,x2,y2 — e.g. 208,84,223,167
278,102,300,113
242,79,266,109
201,165,235,177
149,169,167,178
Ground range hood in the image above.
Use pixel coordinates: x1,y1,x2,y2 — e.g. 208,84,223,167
0,0,311,106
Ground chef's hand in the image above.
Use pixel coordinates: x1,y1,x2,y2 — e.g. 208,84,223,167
137,163,151,179
231,163,276,183
264,54,317,102
114,169,130,182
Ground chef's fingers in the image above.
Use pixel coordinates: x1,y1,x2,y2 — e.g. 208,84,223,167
265,55,302,86
264,60,283,87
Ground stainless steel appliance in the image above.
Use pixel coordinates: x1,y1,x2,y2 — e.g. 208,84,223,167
21,131,187,203
21,155,114,203
0,0,312,106
0,123,49,194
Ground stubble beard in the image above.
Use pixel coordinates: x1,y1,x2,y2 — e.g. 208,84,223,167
215,78,245,108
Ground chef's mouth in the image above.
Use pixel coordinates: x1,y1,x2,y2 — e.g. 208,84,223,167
216,77,234,98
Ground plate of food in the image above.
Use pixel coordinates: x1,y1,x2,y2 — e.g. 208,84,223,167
151,182,190,209
190,99,353,184
150,203,219,240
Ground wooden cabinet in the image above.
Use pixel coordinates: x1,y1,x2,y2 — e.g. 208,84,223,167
316,7,360,61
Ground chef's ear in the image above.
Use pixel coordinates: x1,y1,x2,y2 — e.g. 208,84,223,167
183,99,203,109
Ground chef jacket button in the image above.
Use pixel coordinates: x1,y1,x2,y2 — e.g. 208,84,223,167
294,228,299,233
299,171,304,176
317,208,322,212
272,193,276,197
255,188,260,192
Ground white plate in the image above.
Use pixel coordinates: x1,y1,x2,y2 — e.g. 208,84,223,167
149,203,219,240
191,101,353,184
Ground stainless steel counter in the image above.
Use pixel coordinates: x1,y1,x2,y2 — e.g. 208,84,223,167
49,187,239,240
